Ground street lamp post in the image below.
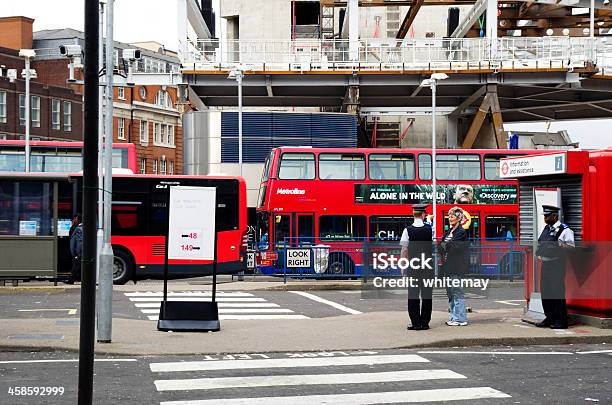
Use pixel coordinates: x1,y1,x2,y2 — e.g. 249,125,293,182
421,73,448,242
19,49,36,172
228,67,245,177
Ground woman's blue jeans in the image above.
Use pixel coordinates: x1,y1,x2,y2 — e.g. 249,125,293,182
446,275,468,323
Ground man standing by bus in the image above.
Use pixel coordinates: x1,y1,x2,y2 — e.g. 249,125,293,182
68,214,83,284
400,204,434,331
535,205,574,329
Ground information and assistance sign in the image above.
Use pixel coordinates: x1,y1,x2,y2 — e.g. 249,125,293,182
499,153,566,178
286,248,311,268
167,186,216,261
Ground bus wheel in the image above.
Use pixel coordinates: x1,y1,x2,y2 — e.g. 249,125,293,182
112,249,134,285
327,253,354,276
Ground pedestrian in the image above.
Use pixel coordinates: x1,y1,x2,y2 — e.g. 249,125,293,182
67,214,83,284
439,206,470,326
400,204,434,331
535,205,574,329
68,214,80,239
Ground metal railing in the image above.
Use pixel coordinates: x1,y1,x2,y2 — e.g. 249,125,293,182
180,37,609,74
253,237,527,282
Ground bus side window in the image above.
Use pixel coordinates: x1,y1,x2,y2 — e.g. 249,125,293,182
485,216,518,241
419,154,432,180
274,214,291,248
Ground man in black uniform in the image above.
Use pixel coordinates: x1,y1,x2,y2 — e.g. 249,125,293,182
400,204,434,330
535,205,574,329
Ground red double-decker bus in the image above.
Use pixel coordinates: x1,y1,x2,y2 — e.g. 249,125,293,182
0,173,247,284
0,140,137,173
255,147,544,276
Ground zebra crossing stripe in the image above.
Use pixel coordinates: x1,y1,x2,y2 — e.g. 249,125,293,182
154,369,466,391
134,303,281,308
150,354,429,373
128,297,267,302
125,292,253,297
159,387,510,404
147,315,309,321
140,308,294,314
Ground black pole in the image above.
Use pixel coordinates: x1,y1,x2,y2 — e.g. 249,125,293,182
212,226,218,302
78,0,99,404
163,186,171,304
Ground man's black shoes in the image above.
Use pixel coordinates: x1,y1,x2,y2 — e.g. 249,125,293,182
535,319,551,328
407,324,430,331
549,323,568,329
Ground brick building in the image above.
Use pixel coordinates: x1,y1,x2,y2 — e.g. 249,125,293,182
0,16,184,175
0,17,82,141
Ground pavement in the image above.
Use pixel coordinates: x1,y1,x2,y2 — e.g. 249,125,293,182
2,278,612,355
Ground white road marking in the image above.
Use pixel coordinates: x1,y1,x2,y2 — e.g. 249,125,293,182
140,308,294,314
418,351,573,355
124,292,253,297
154,369,466,391
147,315,309,321
18,309,78,315
289,291,362,315
0,359,137,364
495,300,524,306
576,350,612,354
150,354,428,373
128,297,267,302
159,387,510,405
134,302,280,308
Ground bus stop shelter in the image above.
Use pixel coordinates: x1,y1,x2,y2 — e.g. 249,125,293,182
500,150,612,328
0,173,71,282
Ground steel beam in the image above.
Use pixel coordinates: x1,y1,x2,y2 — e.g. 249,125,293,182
462,93,492,148
449,85,486,117
397,0,425,39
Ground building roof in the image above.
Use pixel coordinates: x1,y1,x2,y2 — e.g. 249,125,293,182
33,28,179,63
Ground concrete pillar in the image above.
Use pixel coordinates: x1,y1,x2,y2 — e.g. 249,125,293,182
177,0,187,56
486,0,498,47
446,116,458,148
348,0,359,61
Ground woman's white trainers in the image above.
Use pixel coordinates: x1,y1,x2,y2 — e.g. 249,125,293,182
446,321,468,326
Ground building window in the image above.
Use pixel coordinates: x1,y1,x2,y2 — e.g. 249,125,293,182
155,90,172,108
139,120,148,145
51,99,61,130
139,86,147,100
118,87,125,100
161,124,166,144
139,158,146,174
0,91,6,123
152,159,158,174
160,159,167,175
118,118,125,140
63,101,72,131
19,94,26,126
168,125,175,146
153,122,161,144
31,96,40,128
0,134,7,140
169,160,174,175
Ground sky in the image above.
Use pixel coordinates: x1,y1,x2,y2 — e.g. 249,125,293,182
2,1,611,149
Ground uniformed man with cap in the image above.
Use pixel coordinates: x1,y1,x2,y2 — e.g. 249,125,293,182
535,205,575,329
400,204,434,331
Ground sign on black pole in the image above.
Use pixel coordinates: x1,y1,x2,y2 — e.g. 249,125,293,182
157,186,220,332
